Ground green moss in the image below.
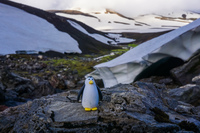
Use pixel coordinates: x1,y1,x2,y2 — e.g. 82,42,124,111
111,49,129,52
128,44,138,48
42,58,98,77
178,121,199,132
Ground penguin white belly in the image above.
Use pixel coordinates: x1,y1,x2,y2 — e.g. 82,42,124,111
82,85,99,108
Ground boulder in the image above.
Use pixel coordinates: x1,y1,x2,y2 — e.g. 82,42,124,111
192,75,200,85
171,53,200,85
168,84,200,106
64,80,76,89
31,80,56,98
1,68,31,89
0,69,57,107
0,82,199,132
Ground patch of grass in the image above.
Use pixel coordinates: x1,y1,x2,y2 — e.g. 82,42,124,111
100,50,128,63
42,58,98,77
128,44,138,48
111,49,129,52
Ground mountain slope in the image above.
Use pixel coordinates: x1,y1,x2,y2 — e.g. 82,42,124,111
1,0,132,55
55,9,200,33
0,3,81,55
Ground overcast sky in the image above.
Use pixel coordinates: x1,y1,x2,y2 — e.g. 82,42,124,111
10,0,200,17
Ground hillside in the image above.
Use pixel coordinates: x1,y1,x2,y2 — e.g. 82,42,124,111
55,9,200,33
0,0,134,55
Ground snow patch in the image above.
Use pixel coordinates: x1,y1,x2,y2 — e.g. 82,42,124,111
67,20,116,45
0,3,81,55
67,20,134,44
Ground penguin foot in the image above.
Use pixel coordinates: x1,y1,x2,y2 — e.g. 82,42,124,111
85,108,92,111
92,107,97,111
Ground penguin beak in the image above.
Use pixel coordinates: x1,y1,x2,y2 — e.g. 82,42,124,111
89,80,93,84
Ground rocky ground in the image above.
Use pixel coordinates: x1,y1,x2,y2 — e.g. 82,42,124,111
0,53,200,132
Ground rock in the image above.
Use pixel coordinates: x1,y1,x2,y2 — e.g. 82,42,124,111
168,84,200,106
0,82,5,91
48,75,60,88
0,69,58,106
47,102,98,123
1,68,31,89
64,80,76,89
32,80,56,98
0,83,5,103
171,53,200,85
175,104,194,114
192,75,200,85
0,82,200,132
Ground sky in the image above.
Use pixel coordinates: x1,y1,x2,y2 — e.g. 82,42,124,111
10,0,200,17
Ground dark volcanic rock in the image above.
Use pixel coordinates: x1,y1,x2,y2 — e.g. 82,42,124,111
0,69,58,107
192,75,200,85
32,80,56,98
168,84,200,106
171,53,200,85
1,68,31,89
0,83,200,132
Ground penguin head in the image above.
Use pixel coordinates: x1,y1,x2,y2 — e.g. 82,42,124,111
85,76,95,85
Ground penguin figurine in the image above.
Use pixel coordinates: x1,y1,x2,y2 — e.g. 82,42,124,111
77,76,103,111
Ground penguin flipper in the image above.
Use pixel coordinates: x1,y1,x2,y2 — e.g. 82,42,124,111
77,84,85,102
97,86,103,101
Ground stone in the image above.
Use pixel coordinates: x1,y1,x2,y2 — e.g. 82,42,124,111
171,53,200,85
1,68,31,89
64,80,76,89
192,75,200,85
32,80,56,98
175,105,193,114
47,101,98,123
0,83,5,103
0,82,200,132
168,84,200,106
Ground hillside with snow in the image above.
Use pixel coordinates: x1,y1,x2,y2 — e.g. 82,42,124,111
0,3,81,55
55,9,200,33
10,0,200,33
1,0,200,55
0,1,134,55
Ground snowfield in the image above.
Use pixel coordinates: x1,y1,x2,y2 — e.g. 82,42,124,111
57,10,200,33
0,3,81,55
